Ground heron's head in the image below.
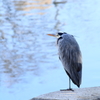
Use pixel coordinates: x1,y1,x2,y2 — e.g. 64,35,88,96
47,32,67,38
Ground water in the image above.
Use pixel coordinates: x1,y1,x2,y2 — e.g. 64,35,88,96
0,0,100,100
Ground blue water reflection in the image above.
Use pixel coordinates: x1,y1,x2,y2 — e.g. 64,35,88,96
0,0,100,100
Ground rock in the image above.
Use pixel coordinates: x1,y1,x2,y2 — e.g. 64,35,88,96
31,87,100,100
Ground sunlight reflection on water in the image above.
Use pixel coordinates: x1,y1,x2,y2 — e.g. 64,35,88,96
13,0,52,15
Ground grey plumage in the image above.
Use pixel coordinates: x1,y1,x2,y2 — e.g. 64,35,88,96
57,33,82,87
47,32,82,89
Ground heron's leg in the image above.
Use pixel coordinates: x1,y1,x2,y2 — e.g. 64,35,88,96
66,78,74,91
69,77,71,89
60,78,74,91
68,78,73,90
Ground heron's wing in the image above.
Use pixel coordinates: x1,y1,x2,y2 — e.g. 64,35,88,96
59,44,82,87
69,47,82,87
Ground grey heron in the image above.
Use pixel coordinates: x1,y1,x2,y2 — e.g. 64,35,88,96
47,32,82,91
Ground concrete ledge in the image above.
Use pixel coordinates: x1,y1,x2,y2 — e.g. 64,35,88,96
31,87,100,100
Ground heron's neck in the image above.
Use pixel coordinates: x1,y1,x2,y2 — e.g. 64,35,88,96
57,37,62,44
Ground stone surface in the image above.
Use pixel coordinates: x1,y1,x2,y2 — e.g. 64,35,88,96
31,87,100,100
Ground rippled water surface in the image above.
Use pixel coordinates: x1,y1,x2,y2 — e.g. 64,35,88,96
0,0,100,100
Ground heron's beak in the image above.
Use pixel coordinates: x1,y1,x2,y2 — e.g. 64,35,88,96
47,34,56,37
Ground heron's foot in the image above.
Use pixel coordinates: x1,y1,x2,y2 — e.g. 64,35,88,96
60,88,74,91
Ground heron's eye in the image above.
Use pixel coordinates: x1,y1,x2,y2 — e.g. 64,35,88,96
58,32,63,36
